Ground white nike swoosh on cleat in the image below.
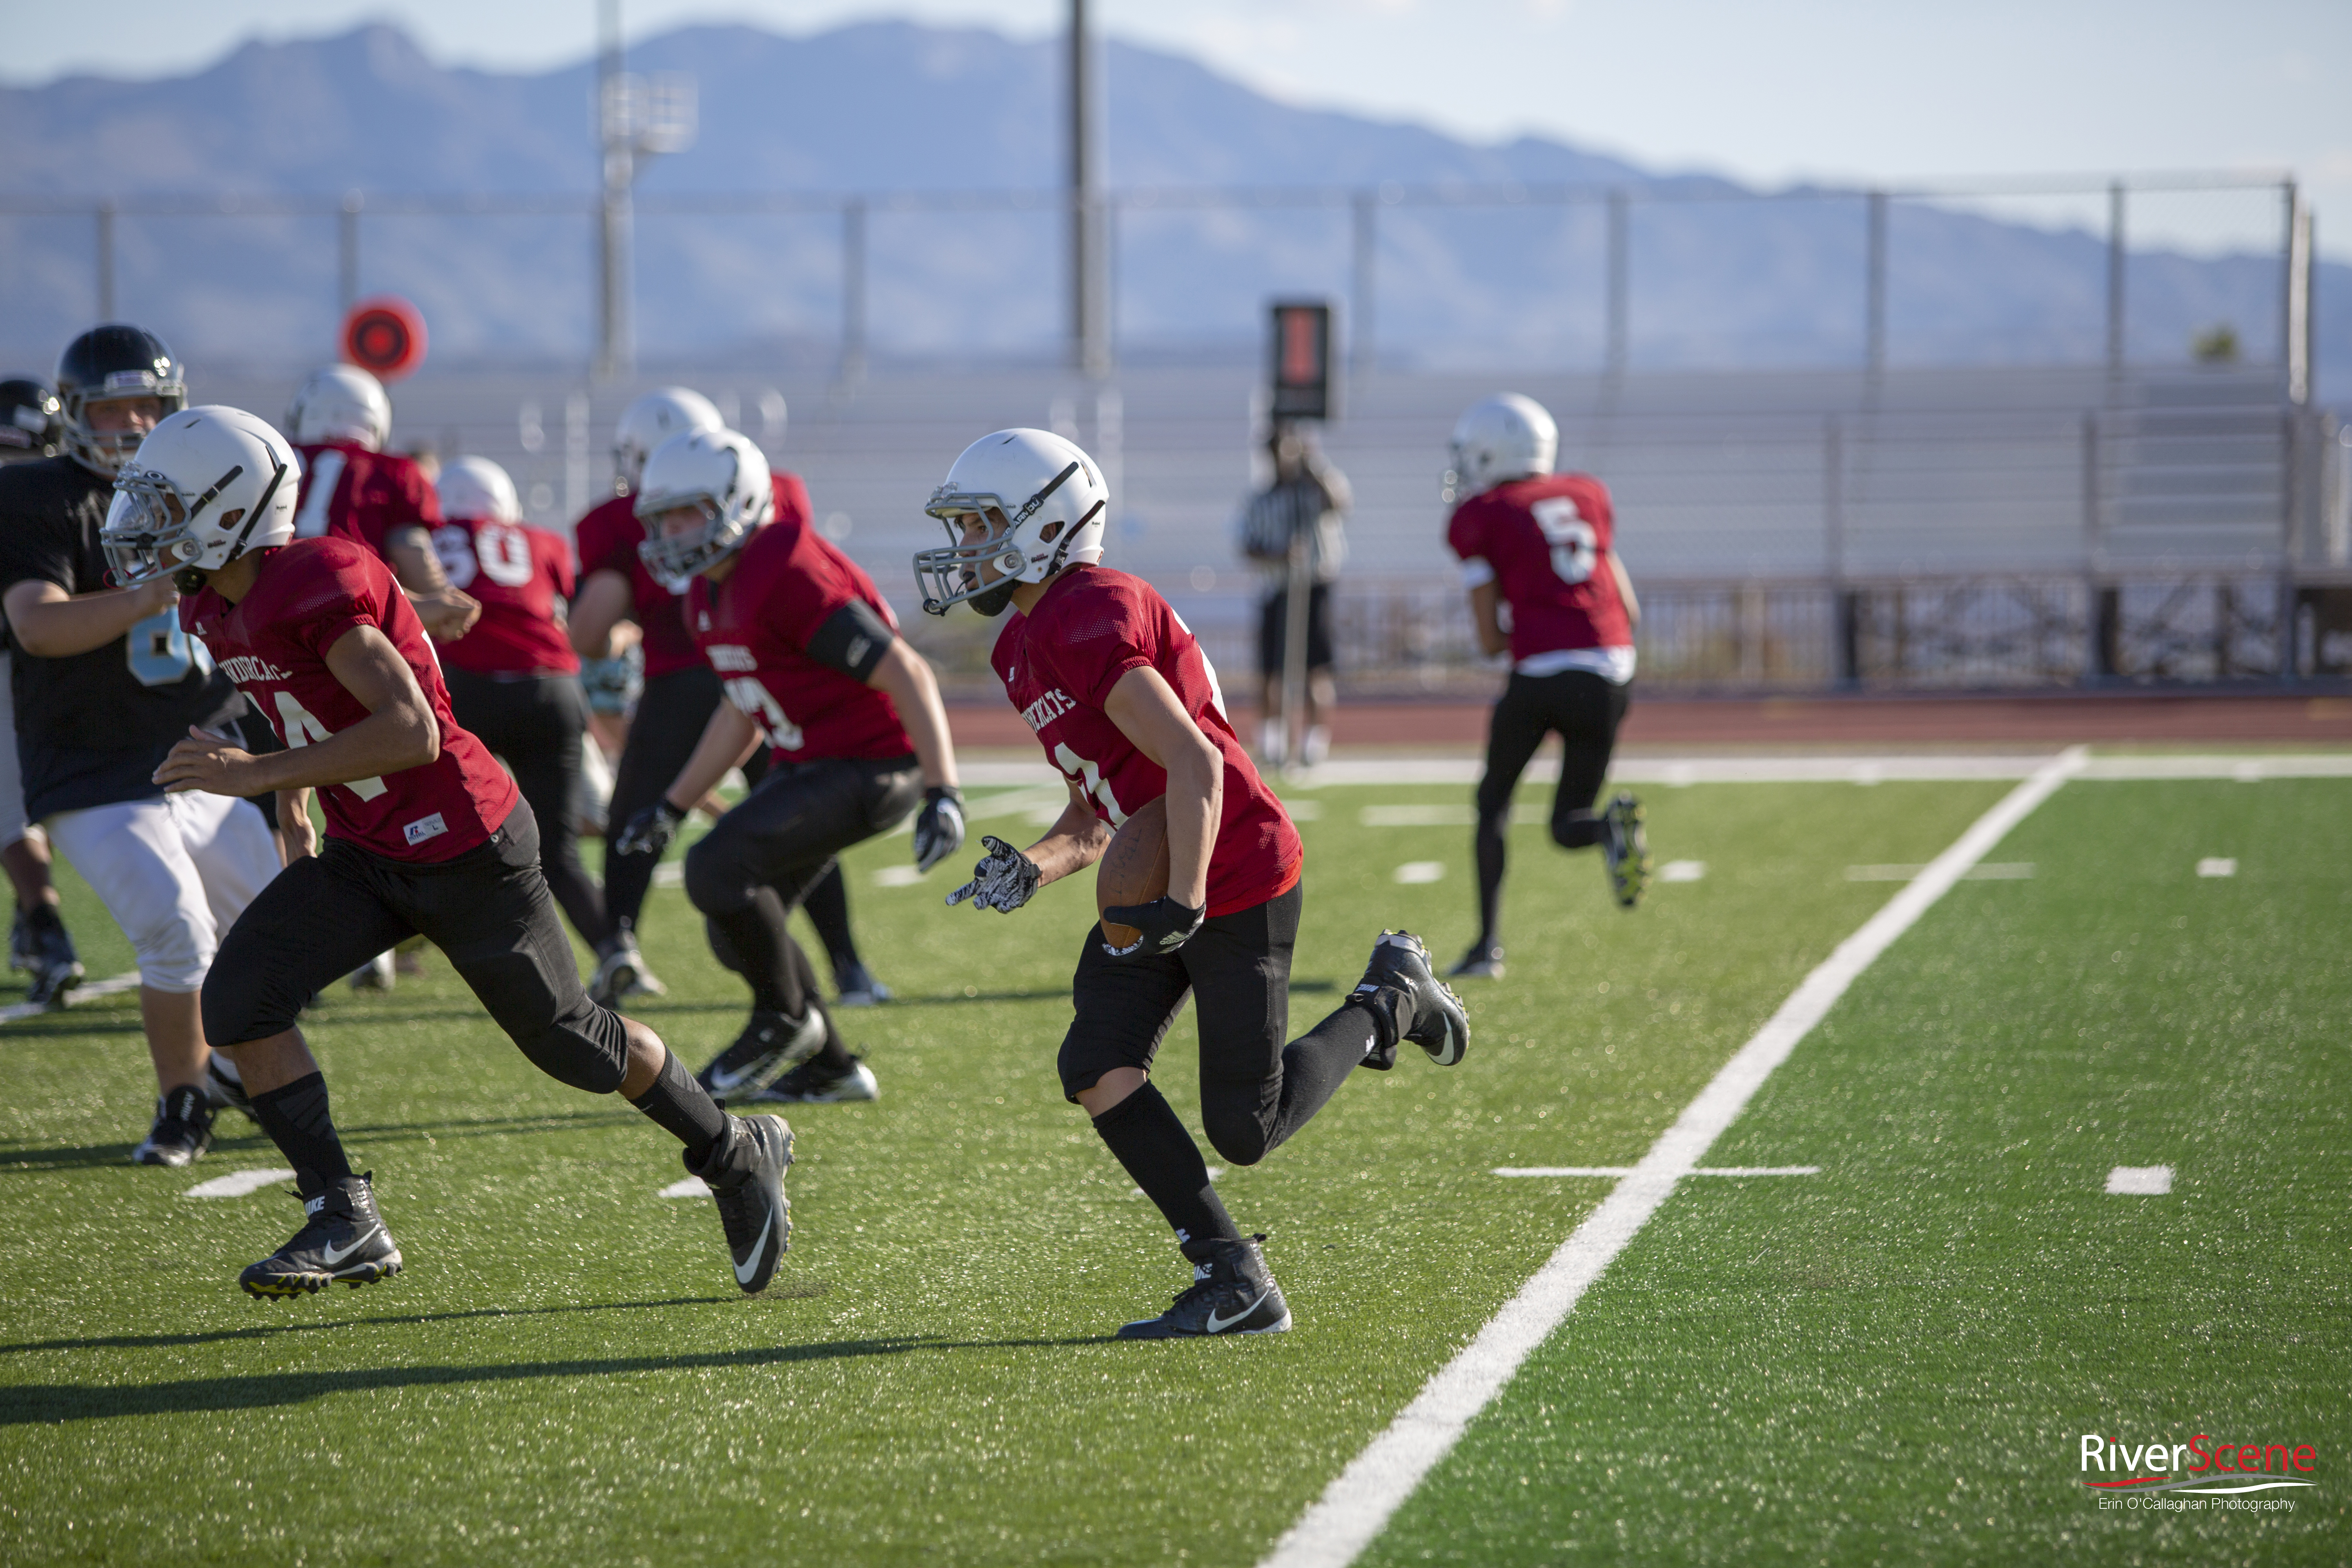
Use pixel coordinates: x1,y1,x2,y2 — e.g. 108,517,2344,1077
1206,1290,1272,1333
734,1209,773,1285
706,1061,766,1093
321,1227,380,1268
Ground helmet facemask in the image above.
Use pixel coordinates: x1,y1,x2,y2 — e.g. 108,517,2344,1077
102,443,287,590
915,459,1102,617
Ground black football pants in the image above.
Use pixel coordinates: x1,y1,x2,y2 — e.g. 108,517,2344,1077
1472,668,1631,946
203,798,630,1093
445,668,613,952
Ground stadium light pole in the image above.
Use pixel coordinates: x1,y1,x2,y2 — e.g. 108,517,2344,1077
1069,0,1109,378
595,0,696,382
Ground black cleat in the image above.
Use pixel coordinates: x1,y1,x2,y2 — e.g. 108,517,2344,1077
1352,929,1471,1067
1599,792,1650,909
240,1173,403,1298
132,1085,216,1167
746,1055,879,1104
696,1009,825,1097
22,909,82,1010
691,1114,794,1294
1447,943,1505,981
1118,1235,1292,1340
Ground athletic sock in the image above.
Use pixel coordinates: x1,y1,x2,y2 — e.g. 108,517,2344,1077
706,890,805,1017
1473,806,1508,951
249,1073,354,1192
1258,1003,1381,1154
1089,1081,1241,1249
628,1047,729,1163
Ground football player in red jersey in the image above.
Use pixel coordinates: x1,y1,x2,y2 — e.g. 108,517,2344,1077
102,406,794,1301
283,365,479,644
614,428,965,1105
570,389,889,1011
1443,393,1650,983
430,456,616,960
917,428,1471,1339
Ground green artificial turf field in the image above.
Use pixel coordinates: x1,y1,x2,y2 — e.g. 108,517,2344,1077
0,771,2340,1565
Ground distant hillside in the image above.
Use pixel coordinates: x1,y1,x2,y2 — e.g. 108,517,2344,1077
0,20,2341,393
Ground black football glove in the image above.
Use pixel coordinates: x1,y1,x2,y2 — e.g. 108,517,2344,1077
946,835,1041,914
1100,896,1205,960
911,785,966,874
614,798,687,858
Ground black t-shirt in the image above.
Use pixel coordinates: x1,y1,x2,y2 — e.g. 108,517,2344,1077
0,456,245,819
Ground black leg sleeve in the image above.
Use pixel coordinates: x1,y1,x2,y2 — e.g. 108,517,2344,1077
1474,676,1553,949
799,860,860,976
1090,1081,1242,1250
506,678,615,950
604,666,729,933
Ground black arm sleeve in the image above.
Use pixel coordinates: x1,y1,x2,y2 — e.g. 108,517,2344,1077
802,599,896,682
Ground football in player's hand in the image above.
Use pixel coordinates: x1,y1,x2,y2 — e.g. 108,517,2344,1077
1096,795,1171,947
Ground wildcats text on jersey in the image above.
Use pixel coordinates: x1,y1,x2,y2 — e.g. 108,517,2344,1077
217,654,294,686
1021,688,1077,732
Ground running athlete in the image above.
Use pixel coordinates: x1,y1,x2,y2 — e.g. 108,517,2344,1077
0,375,84,1004
615,428,964,1106
0,329,282,1167
1443,393,1649,982
570,390,890,1009
918,428,1470,1339
104,405,792,1299
284,364,479,644
431,456,616,959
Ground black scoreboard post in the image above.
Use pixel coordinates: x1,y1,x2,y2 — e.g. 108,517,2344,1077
1268,300,1334,423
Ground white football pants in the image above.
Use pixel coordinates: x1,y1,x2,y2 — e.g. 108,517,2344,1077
47,792,281,992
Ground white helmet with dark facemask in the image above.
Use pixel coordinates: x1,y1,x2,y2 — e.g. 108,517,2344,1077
1447,392,1558,502
286,365,392,451
634,428,772,592
101,406,298,589
613,387,723,494
915,428,1108,617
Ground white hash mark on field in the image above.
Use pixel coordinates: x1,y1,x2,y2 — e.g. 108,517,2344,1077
872,864,928,887
1393,862,1445,884
653,862,684,888
0,969,143,1025
1659,860,1706,882
2107,1165,2173,1195
2196,858,2237,878
1258,745,2089,1568
660,1177,710,1198
183,1168,297,1199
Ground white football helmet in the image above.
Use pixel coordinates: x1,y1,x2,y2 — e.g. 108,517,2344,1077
101,406,299,588
287,365,392,451
916,428,1108,617
613,387,722,493
437,455,519,522
634,428,772,591
1447,393,1557,501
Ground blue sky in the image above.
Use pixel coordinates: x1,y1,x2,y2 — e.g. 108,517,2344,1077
10,1,2348,258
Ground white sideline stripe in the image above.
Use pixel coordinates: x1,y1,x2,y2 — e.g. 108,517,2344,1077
660,1176,710,1198
2107,1165,2173,1195
1494,1166,1820,1178
1846,862,2033,882
183,1167,296,1199
0,970,143,1025
1259,744,2087,1568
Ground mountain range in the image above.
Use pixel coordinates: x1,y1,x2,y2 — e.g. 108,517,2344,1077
1,20,2341,395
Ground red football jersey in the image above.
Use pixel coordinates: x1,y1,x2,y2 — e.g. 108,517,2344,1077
292,442,441,559
1446,473,1632,660
432,517,579,677
991,566,1301,919
574,470,814,682
685,511,912,764
182,537,519,862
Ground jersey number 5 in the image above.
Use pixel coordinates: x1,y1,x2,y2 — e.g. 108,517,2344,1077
1531,497,1598,586
721,676,805,752
273,691,388,801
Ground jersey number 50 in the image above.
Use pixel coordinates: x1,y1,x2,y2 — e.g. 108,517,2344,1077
1531,497,1598,586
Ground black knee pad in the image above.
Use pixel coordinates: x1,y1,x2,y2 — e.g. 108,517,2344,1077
681,833,757,915
516,999,630,1094
201,962,303,1049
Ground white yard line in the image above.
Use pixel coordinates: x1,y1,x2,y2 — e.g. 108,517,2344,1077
1259,744,2087,1568
0,970,142,1026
